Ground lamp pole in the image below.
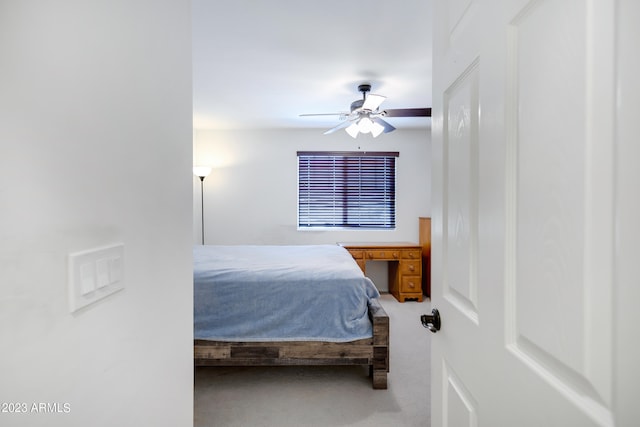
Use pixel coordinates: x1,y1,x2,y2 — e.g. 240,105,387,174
193,166,212,245
199,175,205,245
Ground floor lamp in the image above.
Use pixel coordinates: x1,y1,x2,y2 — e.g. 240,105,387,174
193,166,212,245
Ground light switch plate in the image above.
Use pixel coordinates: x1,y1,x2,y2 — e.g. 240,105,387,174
68,244,124,313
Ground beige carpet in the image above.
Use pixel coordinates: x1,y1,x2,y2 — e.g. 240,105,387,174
194,294,432,427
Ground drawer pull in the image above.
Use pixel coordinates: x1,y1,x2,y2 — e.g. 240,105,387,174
408,265,415,271
408,282,415,288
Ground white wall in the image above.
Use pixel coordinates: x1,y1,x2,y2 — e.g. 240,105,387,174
193,128,431,291
0,2,193,426
193,128,431,245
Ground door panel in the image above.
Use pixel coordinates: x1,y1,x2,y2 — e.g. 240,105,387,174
443,60,480,323
445,0,478,45
443,361,478,427
504,0,614,422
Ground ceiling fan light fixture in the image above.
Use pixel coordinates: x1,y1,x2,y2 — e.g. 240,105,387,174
357,117,374,133
371,121,385,137
344,116,385,138
345,123,360,138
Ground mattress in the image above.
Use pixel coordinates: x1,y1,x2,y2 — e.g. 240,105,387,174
193,244,380,342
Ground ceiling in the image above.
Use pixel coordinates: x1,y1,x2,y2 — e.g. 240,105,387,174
192,0,433,131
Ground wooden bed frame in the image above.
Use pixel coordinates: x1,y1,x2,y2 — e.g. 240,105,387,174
194,298,390,389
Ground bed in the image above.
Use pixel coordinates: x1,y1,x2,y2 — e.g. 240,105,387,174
193,244,389,389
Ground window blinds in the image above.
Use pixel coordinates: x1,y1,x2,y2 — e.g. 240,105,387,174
297,151,398,229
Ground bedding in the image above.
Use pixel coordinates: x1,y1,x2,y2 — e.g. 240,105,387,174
193,244,380,342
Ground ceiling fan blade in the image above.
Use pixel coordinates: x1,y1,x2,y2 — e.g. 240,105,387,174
373,117,396,133
299,112,347,117
323,120,353,135
382,108,432,117
362,94,386,111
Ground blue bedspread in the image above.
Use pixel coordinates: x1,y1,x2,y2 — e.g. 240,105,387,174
194,245,380,342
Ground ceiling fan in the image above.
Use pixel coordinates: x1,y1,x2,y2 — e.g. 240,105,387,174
300,84,431,138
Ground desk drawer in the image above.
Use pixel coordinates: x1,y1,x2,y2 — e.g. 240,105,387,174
402,249,421,260
400,260,421,275
401,276,421,293
346,249,364,260
366,250,401,260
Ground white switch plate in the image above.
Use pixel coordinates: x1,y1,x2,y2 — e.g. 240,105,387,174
68,244,124,313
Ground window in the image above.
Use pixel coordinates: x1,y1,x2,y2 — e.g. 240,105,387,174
297,151,399,229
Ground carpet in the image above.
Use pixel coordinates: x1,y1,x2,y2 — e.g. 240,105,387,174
194,294,432,427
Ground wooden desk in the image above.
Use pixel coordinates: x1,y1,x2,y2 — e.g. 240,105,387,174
338,242,423,302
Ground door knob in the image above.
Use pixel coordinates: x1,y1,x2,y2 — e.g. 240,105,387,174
421,308,441,333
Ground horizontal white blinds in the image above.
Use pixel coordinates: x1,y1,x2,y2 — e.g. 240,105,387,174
297,151,398,229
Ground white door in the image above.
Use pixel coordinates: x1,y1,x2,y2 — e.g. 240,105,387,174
430,0,640,426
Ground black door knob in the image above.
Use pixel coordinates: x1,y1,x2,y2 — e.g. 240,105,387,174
421,308,441,333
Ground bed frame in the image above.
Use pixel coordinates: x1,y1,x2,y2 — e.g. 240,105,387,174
194,298,390,389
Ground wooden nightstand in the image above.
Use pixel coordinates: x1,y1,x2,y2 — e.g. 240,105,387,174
338,242,423,302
